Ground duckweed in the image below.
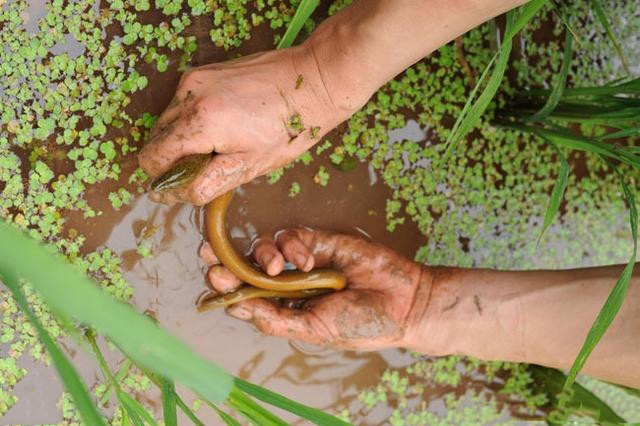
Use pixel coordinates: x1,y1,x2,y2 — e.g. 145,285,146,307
1,0,638,423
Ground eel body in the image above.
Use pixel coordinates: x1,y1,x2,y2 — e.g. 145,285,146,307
150,154,346,310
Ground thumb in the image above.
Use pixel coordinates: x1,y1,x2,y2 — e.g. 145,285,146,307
151,153,250,205
227,299,334,346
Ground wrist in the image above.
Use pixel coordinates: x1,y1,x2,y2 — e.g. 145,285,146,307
300,8,386,116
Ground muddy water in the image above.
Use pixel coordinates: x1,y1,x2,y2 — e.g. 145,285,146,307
99,150,428,424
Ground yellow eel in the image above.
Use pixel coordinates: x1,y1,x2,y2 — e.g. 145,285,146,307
150,154,346,310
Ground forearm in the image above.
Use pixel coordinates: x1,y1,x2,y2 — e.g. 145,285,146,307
303,0,528,111
407,264,640,387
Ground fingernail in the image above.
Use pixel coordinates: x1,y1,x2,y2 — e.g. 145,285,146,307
294,252,307,269
228,305,252,321
260,253,273,268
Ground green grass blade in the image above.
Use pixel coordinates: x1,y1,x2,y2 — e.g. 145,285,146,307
276,0,319,49
175,396,206,426
87,331,158,426
212,404,242,426
235,378,351,426
443,33,512,160
118,391,158,426
596,126,640,141
226,387,289,426
160,377,178,426
591,0,631,76
563,163,637,391
526,31,573,123
496,121,640,168
550,1,580,43
529,366,626,423
100,359,133,405
0,275,107,426
536,137,569,242
506,0,549,39
0,219,234,403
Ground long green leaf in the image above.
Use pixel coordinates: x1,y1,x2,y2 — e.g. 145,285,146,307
563,163,637,390
87,331,158,426
529,366,626,423
0,275,107,426
506,0,549,39
235,378,351,426
537,137,569,242
526,30,573,123
175,396,206,426
118,391,157,426
212,404,242,426
276,0,319,49
0,220,234,403
591,0,631,76
160,377,178,426
226,387,288,426
596,126,640,141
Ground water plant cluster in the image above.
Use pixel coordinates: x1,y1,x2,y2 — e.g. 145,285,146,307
1,0,639,424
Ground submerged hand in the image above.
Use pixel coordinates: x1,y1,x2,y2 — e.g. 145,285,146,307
138,45,358,205
200,228,432,351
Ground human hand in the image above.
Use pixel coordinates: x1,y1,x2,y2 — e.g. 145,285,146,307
138,44,361,205
199,228,433,351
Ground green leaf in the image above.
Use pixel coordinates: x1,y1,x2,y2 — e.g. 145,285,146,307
235,378,351,426
444,1,549,160
505,0,549,39
0,275,107,426
175,394,206,426
213,404,241,426
563,162,637,391
537,138,569,242
0,220,234,404
160,377,178,426
118,391,157,426
226,387,289,426
529,366,626,423
276,0,319,49
526,30,573,123
591,0,631,76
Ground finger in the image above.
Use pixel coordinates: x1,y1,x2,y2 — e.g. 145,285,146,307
275,229,314,272
252,237,285,276
198,241,219,266
138,103,211,179
227,299,334,346
207,265,242,293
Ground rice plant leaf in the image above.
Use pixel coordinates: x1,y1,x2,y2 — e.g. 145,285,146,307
160,377,178,426
596,126,640,141
444,7,537,161
212,404,242,426
529,366,626,423
141,368,205,426
235,378,351,426
591,0,631,76
444,37,512,159
550,0,580,43
506,0,549,39
118,390,158,426
496,121,640,169
537,137,569,242
0,274,107,426
276,0,319,49
175,395,205,426
0,220,234,404
526,30,573,123
227,387,289,426
563,163,637,391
